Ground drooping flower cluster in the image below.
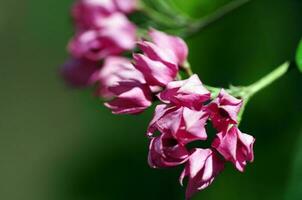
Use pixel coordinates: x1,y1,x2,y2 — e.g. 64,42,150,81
60,2,255,198
101,28,255,198
147,76,255,199
105,28,188,114
61,0,137,92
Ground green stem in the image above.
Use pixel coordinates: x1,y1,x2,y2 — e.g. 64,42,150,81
245,62,290,97
237,97,249,124
138,1,185,28
153,0,191,23
237,62,290,124
182,61,194,76
205,85,221,97
166,0,193,20
181,0,251,37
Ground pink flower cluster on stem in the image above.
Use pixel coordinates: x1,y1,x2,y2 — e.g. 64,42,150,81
60,2,255,198
105,29,190,114
146,75,255,199
61,0,137,91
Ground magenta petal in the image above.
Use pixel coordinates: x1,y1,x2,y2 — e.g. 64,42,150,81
207,89,243,131
133,54,178,86
61,58,99,87
212,126,255,172
147,104,173,137
147,106,209,144
149,29,188,65
158,74,211,110
72,0,116,30
138,41,177,65
113,0,137,13
182,108,208,142
72,0,137,30
148,133,189,168
156,107,184,136
69,13,136,61
95,56,144,98
104,81,152,114
97,13,137,49
180,148,224,200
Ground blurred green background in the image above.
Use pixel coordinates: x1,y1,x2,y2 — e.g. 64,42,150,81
0,0,302,199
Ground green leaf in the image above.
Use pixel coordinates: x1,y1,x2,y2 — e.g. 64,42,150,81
295,38,302,73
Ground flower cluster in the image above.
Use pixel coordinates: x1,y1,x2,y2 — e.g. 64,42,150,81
147,75,255,199
60,1,255,199
102,28,255,199
105,28,188,114
61,0,137,93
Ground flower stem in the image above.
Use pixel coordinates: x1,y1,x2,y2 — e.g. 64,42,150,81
181,0,251,37
245,62,290,98
182,61,194,76
237,98,249,124
237,62,290,124
138,1,186,28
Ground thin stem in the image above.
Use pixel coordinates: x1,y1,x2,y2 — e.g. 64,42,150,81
166,0,193,20
182,61,194,76
181,0,251,37
182,61,222,95
236,62,290,124
185,67,193,76
237,97,249,124
246,62,290,97
153,0,191,23
205,85,221,97
176,73,182,80
138,1,185,28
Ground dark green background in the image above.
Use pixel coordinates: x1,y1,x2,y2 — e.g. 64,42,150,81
0,0,301,199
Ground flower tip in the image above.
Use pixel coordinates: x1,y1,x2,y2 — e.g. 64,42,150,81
146,132,153,138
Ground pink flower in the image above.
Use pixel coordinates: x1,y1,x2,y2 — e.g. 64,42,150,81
179,148,224,200
95,56,145,98
72,0,115,30
133,29,188,86
147,105,209,144
61,58,100,87
104,80,152,114
149,29,188,66
113,0,137,14
207,89,243,131
72,0,137,30
68,13,136,61
133,53,178,86
158,74,211,110
148,132,190,168
212,126,255,172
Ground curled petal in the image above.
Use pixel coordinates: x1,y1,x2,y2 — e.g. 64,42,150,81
104,81,152,114
147,104,174,137
113,0,137,13
69,14,136,61
181,108,208,142
95,56,145,98
72,0,116,29
158,74,211,110
207,89,243,131
212,126,255,172
148,133,189,168
147,106,209,144
133,54,178,87
72,0,137,29
61,58,99,87
138,41,177,65
180,148,224,200
149,29,188,65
